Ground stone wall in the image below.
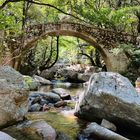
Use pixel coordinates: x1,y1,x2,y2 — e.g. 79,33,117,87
104,50,130,72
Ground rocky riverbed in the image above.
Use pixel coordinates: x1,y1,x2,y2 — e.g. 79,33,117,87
1,66,140,140
2,82,86,140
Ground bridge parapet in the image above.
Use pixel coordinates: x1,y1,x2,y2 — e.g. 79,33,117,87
25,22,138,48
5,22,138,72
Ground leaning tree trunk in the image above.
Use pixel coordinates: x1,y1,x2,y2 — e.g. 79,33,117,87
13,1,31,71
84,123,129,140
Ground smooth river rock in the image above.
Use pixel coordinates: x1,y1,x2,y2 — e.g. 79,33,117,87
20,120,56,140
0,66,29,128
52,88,71,100
33,75,52,85
0,131,16,140
75,72,140,130
30,91,61,103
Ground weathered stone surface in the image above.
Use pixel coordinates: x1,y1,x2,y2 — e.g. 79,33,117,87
40,65,62,80
101,119,117,131
19,120,56,140
75,72,140,130
43,92,61,103
24,22,136,73
33,75,52,85
0,66,29,128
58,69,78,82
52,88,71,100
28,103,42,112
30,91,61,103
0,66,24,85
0,131,16,140
106,51,130,72
52,88,68,96
54,101,67,107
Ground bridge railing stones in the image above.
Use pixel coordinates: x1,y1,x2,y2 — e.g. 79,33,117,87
4,22,138,72
25,22,138,48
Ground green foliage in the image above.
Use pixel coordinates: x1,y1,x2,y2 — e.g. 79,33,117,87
59,36,78,63
0,2,23,34
23,75,38,90
112,44,134,55
0,0,140,71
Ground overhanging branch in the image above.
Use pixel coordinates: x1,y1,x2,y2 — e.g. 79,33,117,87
0,0,88,24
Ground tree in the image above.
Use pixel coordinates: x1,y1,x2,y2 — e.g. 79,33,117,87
0,0,139,74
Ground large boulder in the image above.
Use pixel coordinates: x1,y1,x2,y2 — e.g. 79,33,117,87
0,66,29,128
58,69,78,82
40,65,63,80
75,72,140,130
40,69,55,80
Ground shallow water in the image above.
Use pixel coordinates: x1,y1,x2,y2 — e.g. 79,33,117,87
2,82,140,140
3,83,86,140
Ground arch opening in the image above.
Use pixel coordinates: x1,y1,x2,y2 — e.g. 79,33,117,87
25,29,111,71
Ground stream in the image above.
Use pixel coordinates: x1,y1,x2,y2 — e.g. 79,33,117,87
2,80,140,140
2,81,88,140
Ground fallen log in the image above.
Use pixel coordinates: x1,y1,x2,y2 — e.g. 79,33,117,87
83,122,129,140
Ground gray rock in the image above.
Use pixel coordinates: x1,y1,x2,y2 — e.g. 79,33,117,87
30,91,61,103
0,66,24,85
28,103,42,112
40,66,60,80
75,72,140,130
31,96,41,105
48,103,54,107
33,75,52,85
101,119,117,131
0,131,16,140
57,69,78,82
43,92,61,103
52,88,71,100
40,99,49,106
54,101,67,107
29,92,42,98
0,66,29,128
19,120,56,140
52,88,69,96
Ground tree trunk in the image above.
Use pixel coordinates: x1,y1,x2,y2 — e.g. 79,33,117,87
84,123,129,140
95,49,102,67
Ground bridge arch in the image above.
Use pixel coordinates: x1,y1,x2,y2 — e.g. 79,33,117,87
23,22,136,72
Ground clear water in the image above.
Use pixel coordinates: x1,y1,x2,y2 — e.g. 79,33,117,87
2,82,86,140
2,82,140,140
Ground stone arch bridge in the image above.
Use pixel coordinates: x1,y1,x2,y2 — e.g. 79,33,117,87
9,22,138,72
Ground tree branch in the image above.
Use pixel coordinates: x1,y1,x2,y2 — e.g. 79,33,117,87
46,36,59,69
0,0,23,9
79,52,96,66
0,0,88,24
